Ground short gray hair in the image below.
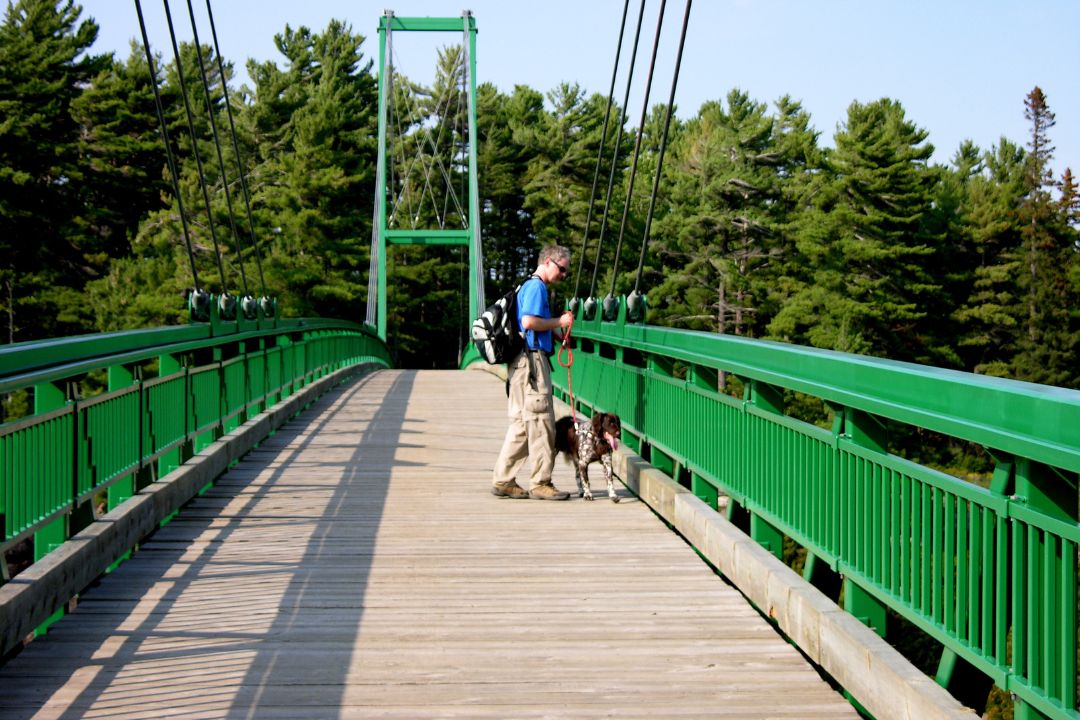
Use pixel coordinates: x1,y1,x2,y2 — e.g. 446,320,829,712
538,244,570,265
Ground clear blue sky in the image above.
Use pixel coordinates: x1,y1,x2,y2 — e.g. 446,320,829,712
79,0,1078,179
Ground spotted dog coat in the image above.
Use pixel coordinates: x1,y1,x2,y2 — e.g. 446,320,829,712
554,413,622,502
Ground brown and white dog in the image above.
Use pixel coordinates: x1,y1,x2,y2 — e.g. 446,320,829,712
555,412,622,502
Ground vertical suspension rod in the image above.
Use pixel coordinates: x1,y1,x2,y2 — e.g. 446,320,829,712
161,0,229,295
204,0,268,298
133,0,201,293
634,0,693,293
185,0,250,298
573,0,631,300
608,0,667,301
589,0,648,301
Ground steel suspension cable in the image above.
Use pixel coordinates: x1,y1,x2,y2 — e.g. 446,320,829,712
423,53,468,228
161,0,229,296
185,0,249,299
633,0,692,295
204,0,268,301
573,0,631,300
133,0,201,295
588,0,648,301
390,46,467,229
448,47,466,227
608,0,667,302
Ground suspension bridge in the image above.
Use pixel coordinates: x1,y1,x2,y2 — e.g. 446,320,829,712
1,6,1079,720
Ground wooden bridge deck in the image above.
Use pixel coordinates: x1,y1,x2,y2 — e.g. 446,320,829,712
0,369,857,719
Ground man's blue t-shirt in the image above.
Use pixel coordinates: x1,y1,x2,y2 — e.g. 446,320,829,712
517,276,552,353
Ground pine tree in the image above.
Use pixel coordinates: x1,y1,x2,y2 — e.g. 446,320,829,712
0,0,108,340
1012,87,1077,386
237,20,377,319
762,95,823,336
74,49,170,283
770,98,941,362
837,98,942,361
476,83,538,289
651,90,796,338
951,140,1027,376
1060,167,1079,232
522,83,616,249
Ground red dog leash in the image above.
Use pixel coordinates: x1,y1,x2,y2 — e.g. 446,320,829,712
557,321,577,422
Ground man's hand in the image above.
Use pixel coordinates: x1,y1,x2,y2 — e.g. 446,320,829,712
558,311,573,329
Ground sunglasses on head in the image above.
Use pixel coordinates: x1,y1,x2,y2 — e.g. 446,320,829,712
550,259,569,275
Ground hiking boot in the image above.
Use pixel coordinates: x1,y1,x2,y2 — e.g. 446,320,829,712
529,482,570,501
491,481,529,499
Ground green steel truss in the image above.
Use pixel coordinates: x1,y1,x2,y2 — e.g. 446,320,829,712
373,12,482,342
551,299,1080,720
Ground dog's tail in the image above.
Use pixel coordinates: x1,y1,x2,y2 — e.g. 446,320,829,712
554,415,575,455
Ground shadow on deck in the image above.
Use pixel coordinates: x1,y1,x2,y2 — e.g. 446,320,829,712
0,369,857,719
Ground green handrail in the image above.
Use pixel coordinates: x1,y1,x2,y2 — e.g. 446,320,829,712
1,319,392,569
552,301,1080,720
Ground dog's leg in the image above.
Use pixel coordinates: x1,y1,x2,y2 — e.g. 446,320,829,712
575,463,585,498
579,462,594,500
602,453,619,502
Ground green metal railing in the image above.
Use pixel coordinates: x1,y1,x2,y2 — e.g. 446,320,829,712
1,319,392,572
551,302,1080,720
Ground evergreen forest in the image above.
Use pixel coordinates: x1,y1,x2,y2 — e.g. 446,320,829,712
2,0,1079,389
3,5,1080,717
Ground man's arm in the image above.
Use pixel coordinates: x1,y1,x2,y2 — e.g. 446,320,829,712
521,312,573,332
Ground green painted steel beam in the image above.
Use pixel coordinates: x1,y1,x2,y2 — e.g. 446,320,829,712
0,319,376,395
385,229,471,245
0,325,210,378
380,15,475,32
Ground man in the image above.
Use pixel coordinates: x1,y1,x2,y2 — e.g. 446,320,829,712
491,245,574,500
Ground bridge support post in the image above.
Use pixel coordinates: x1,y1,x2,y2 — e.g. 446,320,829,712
106,365,137,514
157,352,191,477
802,551,841,599
750,514,784,561
642,354,676,477
935,648,992,715
32,381,69,636
104,363,150,572
746,380,785,559
843,577,886,637
648,445,675,477
1010,458,1077,720
691,471,717,510
688,363,718,392
838,406,888,636
748,379,784,415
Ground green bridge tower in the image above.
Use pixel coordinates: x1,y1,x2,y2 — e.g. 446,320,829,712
370,11,484,356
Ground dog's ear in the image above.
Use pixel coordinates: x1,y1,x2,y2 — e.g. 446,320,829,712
591,414,604,433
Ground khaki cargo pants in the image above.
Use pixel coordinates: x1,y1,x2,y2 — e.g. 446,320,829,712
491,350,556,490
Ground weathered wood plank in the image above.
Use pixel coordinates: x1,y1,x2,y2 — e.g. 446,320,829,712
0,369,858,719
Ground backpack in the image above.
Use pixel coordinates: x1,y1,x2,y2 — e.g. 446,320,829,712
471,279,530,364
